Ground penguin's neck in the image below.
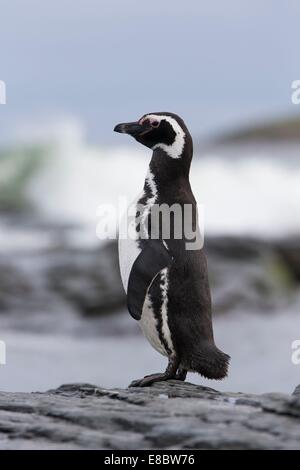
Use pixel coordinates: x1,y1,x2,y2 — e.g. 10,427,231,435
145,145,192,193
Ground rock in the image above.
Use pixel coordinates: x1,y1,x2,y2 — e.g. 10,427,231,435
47,242,126,315
0,382,300,450
0,217,299,321
205,237,295,313
0,263,34,311
276,238,300,282
293,385,300,396
0,222,125,318
207,116,300,145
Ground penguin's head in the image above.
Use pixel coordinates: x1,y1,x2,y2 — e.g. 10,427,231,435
114,112,192,160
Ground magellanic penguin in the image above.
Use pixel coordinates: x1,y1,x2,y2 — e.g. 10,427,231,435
114,112,230,387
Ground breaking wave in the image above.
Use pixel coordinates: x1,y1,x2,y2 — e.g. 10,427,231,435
3,118,300,240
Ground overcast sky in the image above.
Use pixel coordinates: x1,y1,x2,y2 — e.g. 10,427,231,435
0,0,299,143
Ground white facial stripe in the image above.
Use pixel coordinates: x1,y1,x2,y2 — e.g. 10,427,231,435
139,116,157,126
144,114,186,159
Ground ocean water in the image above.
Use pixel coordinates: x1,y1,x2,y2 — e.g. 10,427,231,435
1,306,299,394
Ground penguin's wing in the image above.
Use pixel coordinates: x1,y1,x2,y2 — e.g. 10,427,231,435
127,239,173,320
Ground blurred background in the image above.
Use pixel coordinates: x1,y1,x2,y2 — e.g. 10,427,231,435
0,0,300,394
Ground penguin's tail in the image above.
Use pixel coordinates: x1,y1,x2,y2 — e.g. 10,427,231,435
189,342,230,380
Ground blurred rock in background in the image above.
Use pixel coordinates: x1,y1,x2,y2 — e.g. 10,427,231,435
0,217,299,322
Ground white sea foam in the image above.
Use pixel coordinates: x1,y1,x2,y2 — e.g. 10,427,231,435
22,120,300,240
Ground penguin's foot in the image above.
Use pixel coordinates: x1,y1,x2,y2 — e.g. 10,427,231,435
129,357,179,388
175,367,187,381
129,373,173,387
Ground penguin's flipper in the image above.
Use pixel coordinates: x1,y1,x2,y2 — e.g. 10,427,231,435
127,240,172,320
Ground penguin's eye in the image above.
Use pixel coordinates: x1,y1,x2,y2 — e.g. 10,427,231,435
151,120,159,128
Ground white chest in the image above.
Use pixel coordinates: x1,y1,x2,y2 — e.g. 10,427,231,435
118,171,175,358
118,194,142,292
118,169,158,293
139,294,168,357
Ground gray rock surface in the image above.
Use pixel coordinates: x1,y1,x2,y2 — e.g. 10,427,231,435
0,381,300,450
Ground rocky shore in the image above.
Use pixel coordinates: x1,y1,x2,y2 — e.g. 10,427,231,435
0,381,300,450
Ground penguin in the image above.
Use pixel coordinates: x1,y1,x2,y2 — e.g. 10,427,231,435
114,112,230,387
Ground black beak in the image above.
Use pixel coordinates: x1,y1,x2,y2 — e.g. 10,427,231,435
114,121,149,137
